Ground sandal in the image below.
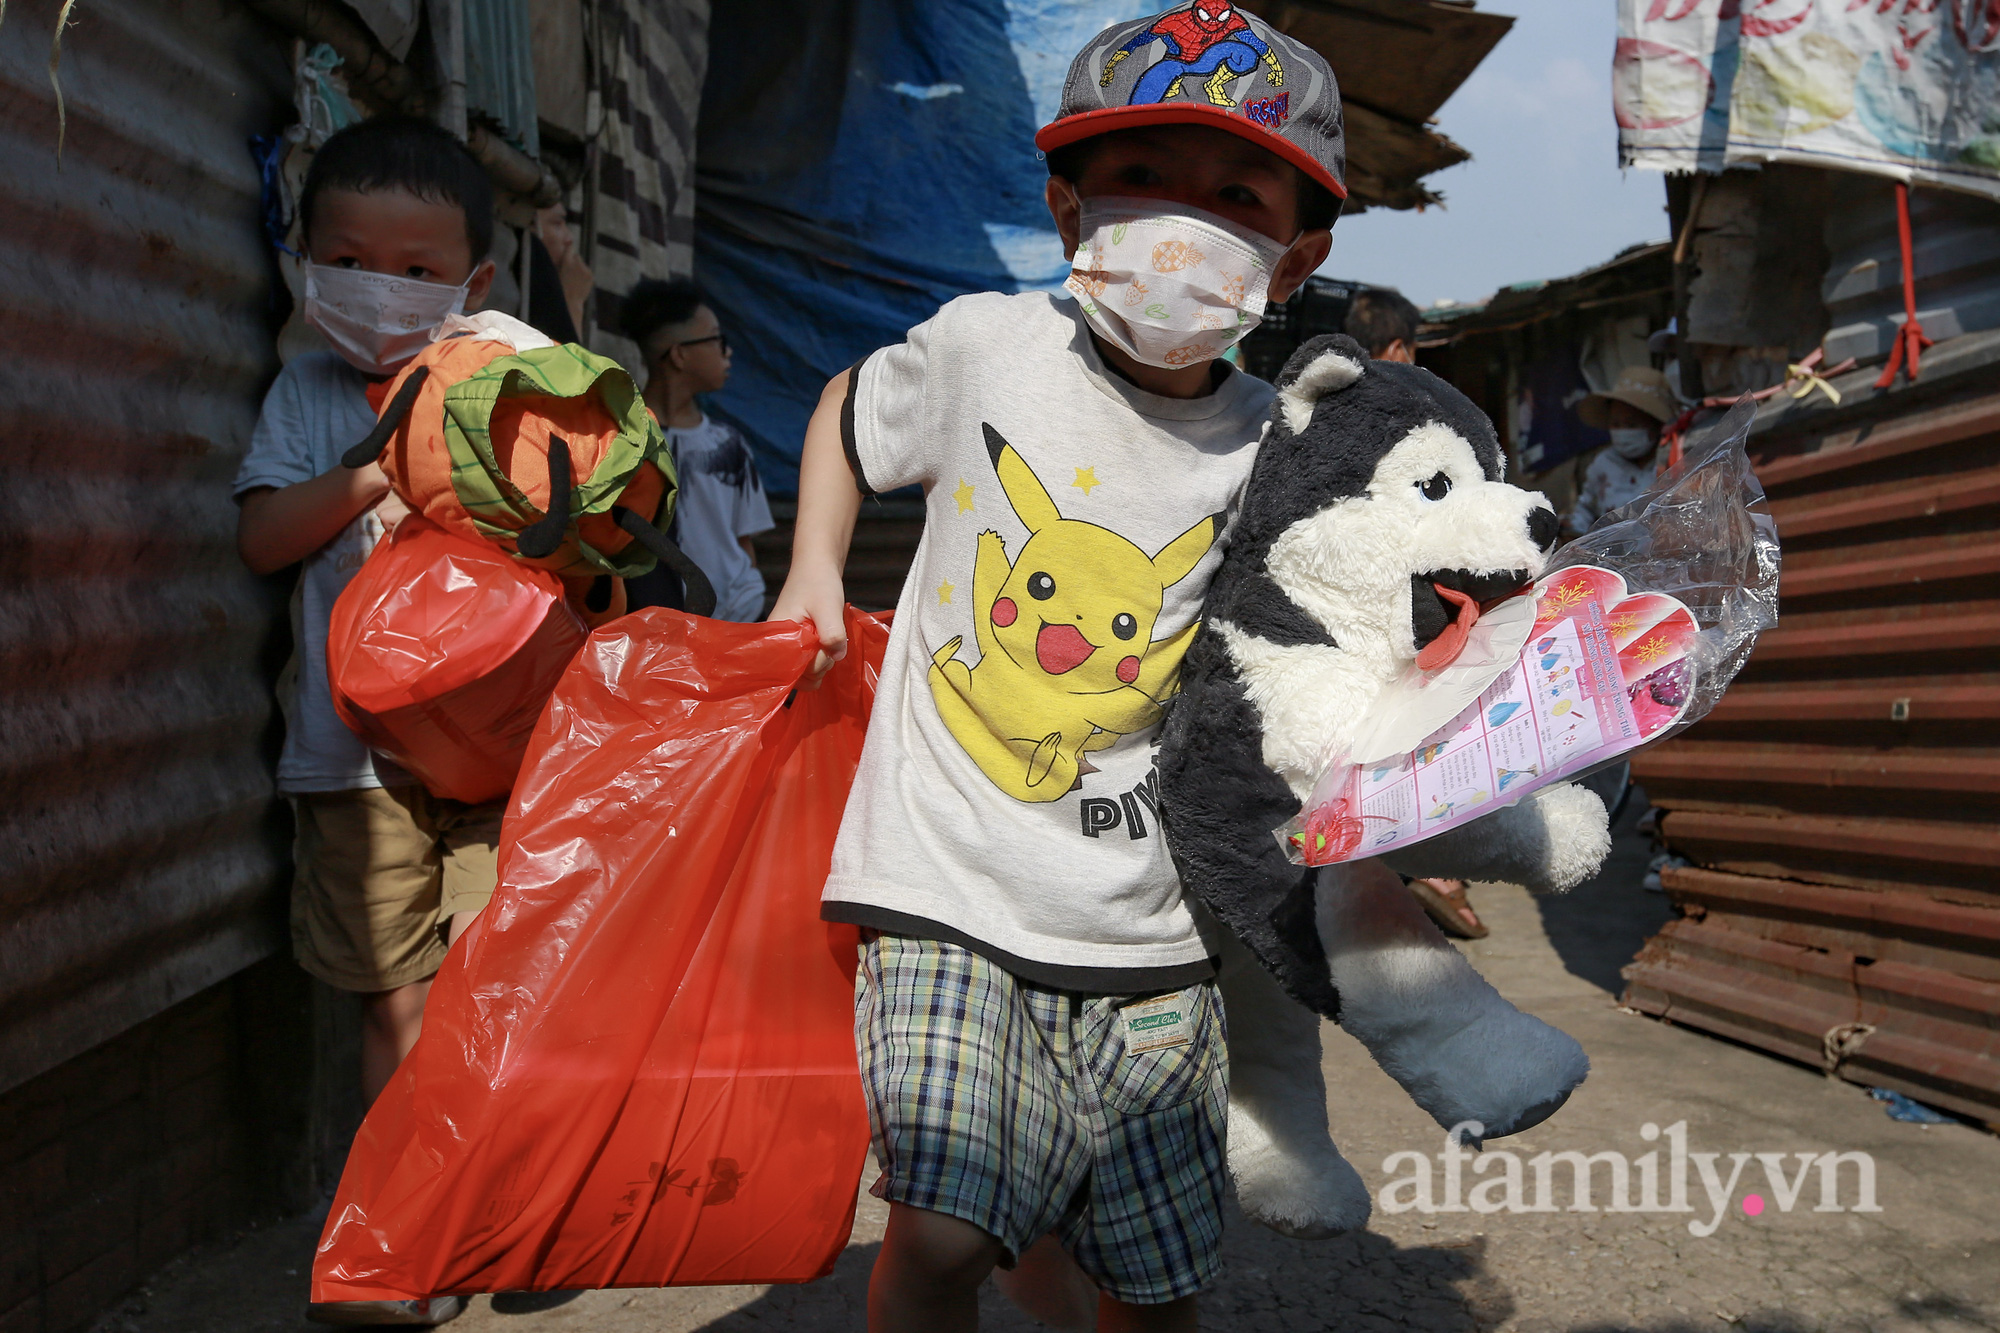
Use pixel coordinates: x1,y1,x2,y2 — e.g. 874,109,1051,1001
1408,878,1489,939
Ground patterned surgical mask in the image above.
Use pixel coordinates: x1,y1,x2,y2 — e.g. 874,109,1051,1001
1065,196,1292,370
1609,427,1656,462
304,263,470,376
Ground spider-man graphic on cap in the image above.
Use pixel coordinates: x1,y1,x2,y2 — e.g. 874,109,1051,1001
1100,3,1284,109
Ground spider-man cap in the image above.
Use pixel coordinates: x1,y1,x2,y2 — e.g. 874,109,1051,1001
1036,2,1346,201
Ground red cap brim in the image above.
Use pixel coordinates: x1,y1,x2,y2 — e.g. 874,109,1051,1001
1034,102,1347,201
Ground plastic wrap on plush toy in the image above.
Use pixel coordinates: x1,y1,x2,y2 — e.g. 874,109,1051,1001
1280,399,1779,867
1547,397,1778,738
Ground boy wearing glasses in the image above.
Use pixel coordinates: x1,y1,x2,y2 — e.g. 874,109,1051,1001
619,278,774,620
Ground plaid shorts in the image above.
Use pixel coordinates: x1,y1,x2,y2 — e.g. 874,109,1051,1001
855,933,1228,1304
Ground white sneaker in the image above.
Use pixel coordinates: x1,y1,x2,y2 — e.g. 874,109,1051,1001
306,1296,464,1326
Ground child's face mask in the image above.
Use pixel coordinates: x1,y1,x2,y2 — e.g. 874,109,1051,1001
1064,195,1293,371
1609,426,1656,461
304,262,470,376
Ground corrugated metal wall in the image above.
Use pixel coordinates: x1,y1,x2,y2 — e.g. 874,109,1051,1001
1626,387,2000,1121
465,0,540,155
0,0,294,1093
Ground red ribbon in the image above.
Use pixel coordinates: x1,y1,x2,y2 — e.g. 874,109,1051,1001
1875,182,1934,389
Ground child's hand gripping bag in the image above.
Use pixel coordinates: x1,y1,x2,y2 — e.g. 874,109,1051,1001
327,513,586,805
313,606,891,1300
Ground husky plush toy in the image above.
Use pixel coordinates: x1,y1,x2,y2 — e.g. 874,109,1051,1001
1159,334,1614,1237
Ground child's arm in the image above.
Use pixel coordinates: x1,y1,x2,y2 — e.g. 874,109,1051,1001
769,369,862,682
237,462,397,574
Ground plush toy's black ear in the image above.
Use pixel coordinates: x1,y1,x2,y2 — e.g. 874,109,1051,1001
1272,334,1367,436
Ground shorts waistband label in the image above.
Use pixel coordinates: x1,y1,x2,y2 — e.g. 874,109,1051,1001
1120,991,1195,1053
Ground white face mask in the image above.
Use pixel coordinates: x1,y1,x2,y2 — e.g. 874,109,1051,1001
1609,427,1656,462
303,262,470,376
1065,196,1292,370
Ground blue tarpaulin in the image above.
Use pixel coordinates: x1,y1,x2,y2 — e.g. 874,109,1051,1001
694,1,1156,494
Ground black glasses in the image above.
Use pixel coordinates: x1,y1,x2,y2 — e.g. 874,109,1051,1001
673,332,729,355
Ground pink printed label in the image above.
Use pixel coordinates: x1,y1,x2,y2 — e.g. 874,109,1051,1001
1283,566,1692,866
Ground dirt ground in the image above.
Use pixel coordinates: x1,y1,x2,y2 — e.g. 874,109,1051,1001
95,799,2000,1332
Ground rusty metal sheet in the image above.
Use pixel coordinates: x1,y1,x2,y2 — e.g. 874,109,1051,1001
1661,866,2000,983
1701,675,2000,726
1781,533,2000,602
1638,388,2000,874
1660,809,2000,889
0,0,293,1092
1753,390,2000,490
1627,386,2000,1117
1769,462,2000,539
1638,741,2000,796
1724,598,2000,664
1624,911,2000,1122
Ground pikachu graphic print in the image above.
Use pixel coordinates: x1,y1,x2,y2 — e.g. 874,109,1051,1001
928,424,1219,803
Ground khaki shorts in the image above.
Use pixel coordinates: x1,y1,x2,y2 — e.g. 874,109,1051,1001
290,785,505,992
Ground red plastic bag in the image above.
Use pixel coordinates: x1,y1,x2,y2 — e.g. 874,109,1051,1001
313,606,889,1300
328,513,587,803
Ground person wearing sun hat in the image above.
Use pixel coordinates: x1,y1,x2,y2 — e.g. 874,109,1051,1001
1568,363,1677,537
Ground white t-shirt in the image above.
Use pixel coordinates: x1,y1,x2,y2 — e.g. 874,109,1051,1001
668,416,775,622
233,351,403,794
821,291,1274,991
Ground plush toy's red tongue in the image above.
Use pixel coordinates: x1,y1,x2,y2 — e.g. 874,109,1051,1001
1036,622,1097,675
1416,584,1481,672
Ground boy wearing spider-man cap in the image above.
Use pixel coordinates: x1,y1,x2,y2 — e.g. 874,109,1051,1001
770,9,1345,1327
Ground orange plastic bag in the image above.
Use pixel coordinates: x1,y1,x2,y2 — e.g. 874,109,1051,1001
328,513,587,804
313,606,889,1300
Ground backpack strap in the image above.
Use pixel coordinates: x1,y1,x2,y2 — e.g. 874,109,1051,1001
614,506,718,618
514,436,574,559
341,365,431,469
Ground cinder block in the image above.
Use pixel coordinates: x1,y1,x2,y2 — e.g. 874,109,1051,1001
151,997,235,1095
159,1071,235,1146
38,1179,139,1286
0,1293,43,1333
61,1034,149,1113
138,1139,235,1270
149,1136,219,1205
41,1238,138,1333
0,1243,40,1319
0,1142,66,1236
137,1192,204,1276
0,1081,67,1164
60,1102,152,1185
2,964,320,1331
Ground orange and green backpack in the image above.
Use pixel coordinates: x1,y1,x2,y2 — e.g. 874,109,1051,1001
344,329,717,617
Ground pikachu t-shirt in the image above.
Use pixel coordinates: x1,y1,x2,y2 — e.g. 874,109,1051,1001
821,291,1273,991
